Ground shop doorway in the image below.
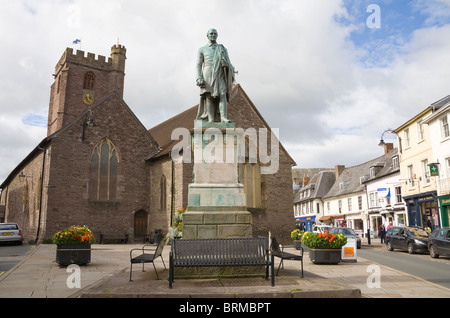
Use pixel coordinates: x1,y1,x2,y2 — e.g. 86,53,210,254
419,201,439,229
372,216,382,237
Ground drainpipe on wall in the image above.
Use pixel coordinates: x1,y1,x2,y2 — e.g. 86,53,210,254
169,152,175,227
35,146,46,244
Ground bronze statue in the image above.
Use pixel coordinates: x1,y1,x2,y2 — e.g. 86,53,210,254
196,28,235,123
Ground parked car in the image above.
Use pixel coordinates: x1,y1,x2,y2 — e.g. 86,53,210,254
329,227,361,249
428,227,450,258
385,226,429,254
0,223,23,245
313,224,331,233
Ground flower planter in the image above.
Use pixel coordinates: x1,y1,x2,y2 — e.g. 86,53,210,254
56,243,91,266
308,246,341,264
293,240,302,250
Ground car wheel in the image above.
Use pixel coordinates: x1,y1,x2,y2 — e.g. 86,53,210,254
429,245,439,258
386,241,393,251
407,242,415,254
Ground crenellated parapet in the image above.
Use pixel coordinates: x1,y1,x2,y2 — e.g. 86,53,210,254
54,45,126,76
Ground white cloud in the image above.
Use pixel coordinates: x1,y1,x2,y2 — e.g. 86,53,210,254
0,0,450,183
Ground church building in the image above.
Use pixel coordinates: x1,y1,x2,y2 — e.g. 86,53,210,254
0,44,296,244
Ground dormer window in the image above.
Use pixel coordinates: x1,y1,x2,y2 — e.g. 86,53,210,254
339,181,349,190
370,167,376,178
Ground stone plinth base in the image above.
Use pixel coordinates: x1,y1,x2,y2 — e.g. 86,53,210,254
183,210,252,239
173,265,266,279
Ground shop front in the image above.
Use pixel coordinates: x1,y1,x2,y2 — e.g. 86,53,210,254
439,195,450,227
404,191,440,230
295,216,316,232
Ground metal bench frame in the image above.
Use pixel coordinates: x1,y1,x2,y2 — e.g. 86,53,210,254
271,237,304,277
129,238,166,282
169,237,274,289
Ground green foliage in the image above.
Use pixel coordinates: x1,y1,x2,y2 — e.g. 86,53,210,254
166,208,186,240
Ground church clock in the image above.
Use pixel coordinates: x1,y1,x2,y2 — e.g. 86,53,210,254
82,93,94,105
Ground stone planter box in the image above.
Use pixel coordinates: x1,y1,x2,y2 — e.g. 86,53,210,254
308,246,341,264
56,243,91,266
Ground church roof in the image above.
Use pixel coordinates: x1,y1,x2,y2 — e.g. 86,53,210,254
148,104,198,158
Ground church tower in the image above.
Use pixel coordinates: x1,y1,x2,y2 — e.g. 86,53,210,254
47,44,127,136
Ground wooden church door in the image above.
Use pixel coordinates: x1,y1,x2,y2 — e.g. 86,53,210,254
134,210,148,238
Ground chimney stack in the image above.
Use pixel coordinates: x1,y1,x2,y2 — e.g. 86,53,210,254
335,165,345,178
384,142,394,155
303,174,310,186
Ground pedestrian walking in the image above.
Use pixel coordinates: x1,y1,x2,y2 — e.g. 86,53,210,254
379,225,386,243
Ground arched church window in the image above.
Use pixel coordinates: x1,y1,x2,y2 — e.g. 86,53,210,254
89,138,119,201
83,71,95,90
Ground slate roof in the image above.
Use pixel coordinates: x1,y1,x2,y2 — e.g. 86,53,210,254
322,148,399,199
293,170,336,203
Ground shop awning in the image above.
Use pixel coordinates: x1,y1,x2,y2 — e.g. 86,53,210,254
319,216,332,221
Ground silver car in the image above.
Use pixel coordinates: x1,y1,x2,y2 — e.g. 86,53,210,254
329,227,362,249
0,223,23,245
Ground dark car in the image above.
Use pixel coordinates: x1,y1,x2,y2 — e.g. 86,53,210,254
329,227,361,249
385,226,429,254
428,228,450,258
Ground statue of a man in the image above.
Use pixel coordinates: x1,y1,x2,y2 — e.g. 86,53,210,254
196,28,235,123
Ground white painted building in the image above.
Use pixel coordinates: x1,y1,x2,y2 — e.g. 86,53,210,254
363,147,406,234
422,99,450,227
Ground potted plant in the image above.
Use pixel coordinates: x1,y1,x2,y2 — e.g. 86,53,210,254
52,225,95,266
301,230,347,264
291,229,303,250
166,208,185,242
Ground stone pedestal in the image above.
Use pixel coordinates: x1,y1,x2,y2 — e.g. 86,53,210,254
183,120,252,239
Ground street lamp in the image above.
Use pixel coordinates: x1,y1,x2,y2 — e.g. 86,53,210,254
378,129,396,146
18,171,32,182
81,109,96,142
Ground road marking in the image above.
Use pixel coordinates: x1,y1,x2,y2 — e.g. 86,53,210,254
359,256,450,292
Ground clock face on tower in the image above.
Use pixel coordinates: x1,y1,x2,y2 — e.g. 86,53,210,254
82,93,94,105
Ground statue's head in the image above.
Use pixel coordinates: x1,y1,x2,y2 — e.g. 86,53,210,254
207,28,218,42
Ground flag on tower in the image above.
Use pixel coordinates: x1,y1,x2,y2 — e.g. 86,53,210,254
73,39,81,44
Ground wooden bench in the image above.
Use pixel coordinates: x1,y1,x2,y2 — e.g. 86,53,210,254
129,238,166,282
169,237,274,289
271,237,304,277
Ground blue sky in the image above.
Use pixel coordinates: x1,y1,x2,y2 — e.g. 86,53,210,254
1,0,450,182
341,0,448,67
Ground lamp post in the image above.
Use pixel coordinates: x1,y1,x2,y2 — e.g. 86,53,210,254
81,109,96,142
18,171,32,183
378,129,396,147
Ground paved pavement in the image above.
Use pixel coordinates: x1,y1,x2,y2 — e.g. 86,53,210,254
0,239,449,299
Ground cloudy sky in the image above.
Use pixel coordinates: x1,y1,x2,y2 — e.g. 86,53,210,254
1,0,450,183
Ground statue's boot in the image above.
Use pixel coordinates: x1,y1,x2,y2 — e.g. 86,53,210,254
219,99,231,123
206,100,215,122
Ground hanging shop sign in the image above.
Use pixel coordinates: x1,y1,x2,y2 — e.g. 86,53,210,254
429,164,439,177
377,188,390,198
